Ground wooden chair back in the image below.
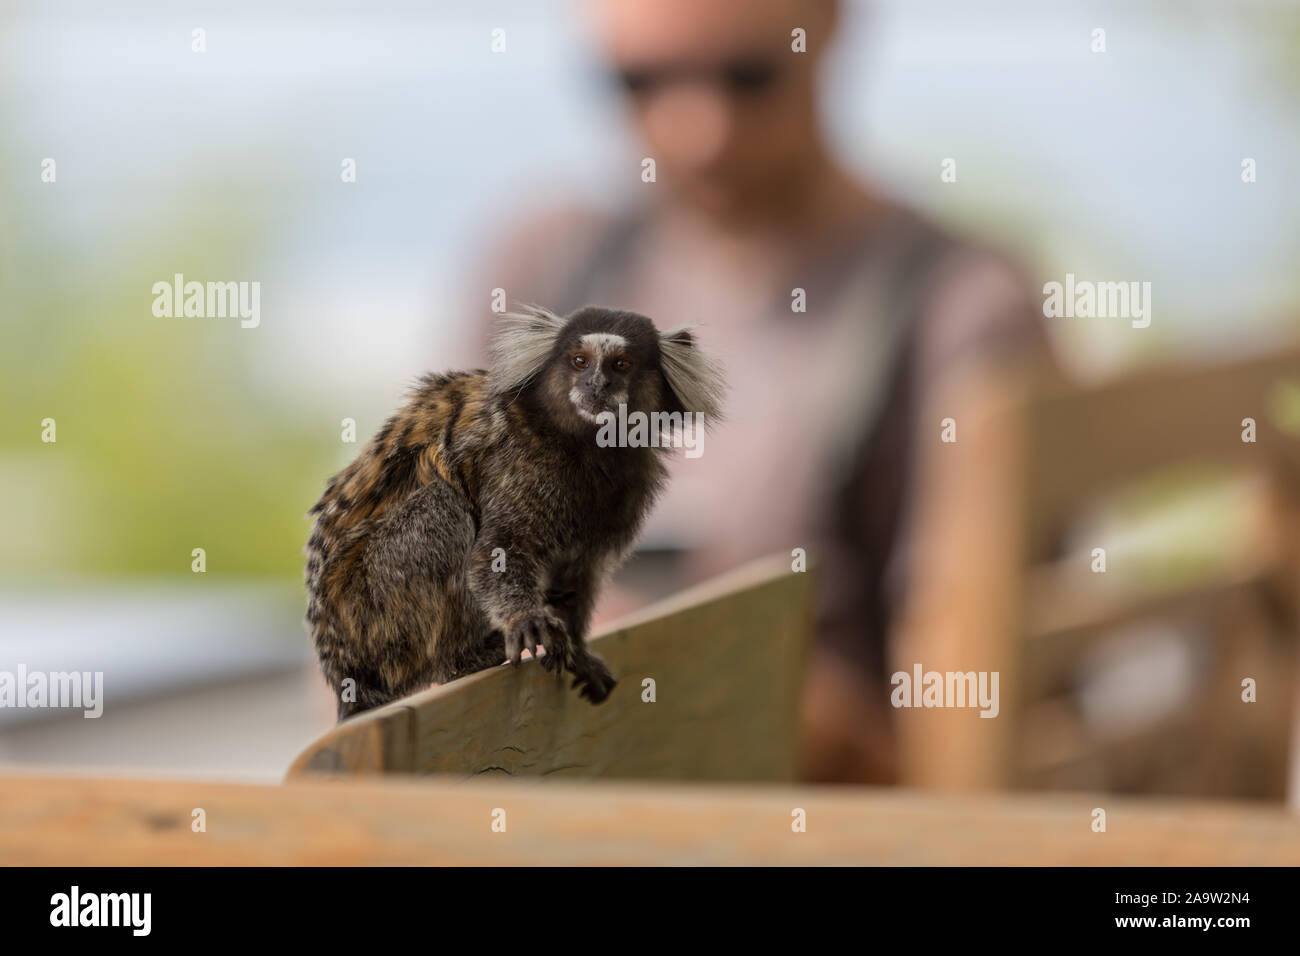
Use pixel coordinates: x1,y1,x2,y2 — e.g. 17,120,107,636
287,555,816,782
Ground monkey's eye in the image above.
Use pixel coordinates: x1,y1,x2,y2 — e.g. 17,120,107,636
571,354,589,370
613,358,632,373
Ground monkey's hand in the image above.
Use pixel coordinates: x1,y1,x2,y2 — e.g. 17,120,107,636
504,609,571,669
569,650,617,704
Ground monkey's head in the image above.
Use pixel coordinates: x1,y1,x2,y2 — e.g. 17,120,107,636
490,304,725,437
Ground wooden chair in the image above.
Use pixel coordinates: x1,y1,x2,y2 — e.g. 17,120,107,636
287,554,815,782
895,345,1300,800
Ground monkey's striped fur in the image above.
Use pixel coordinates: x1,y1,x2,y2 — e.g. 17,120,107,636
305,305,724,720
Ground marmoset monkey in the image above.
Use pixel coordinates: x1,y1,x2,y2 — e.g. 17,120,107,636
305,305,724,720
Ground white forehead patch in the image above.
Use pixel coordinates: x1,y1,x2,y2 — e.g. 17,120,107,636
578,332,628,360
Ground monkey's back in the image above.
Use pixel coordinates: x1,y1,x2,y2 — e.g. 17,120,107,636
304,370,496,715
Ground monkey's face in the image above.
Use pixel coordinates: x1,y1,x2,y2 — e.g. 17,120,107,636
500,305,721,438
540,313,668,434
562,332,645,424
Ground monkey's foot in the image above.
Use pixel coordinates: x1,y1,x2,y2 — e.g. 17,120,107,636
504,610,571,669
570,652,617,704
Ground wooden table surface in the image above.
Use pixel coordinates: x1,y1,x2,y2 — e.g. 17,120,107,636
2,773,1298,865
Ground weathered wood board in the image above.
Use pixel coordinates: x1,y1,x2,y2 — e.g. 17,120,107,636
3,772,1297,865
287,555,815,781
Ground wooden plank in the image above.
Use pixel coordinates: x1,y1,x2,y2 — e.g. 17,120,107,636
287,555,815,782
1023,347,1300,558
2,773,1297,865
1021,575,1266,692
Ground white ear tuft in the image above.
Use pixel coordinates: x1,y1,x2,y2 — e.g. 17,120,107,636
658,326,726,423
488,303,567,395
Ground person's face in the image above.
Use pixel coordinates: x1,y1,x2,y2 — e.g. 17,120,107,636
590,0,835,221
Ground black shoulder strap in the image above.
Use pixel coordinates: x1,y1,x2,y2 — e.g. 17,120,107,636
820,220,958,483
878,222,959,366
814,223,960,679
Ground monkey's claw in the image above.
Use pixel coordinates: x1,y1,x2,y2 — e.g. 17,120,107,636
570,654,617,704
505,610,570,668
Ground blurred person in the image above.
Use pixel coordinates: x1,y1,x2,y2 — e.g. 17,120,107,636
474,0,1052,783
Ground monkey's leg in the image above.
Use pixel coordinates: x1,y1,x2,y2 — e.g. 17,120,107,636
364,478,494,696
314,566,430,721
545,565,617,704
467,523,572,669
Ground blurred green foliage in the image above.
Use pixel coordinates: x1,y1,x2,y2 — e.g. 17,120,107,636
0,174,333,582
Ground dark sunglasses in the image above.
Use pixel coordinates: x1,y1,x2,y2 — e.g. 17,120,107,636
611,57,781,98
